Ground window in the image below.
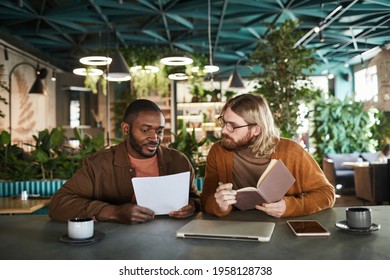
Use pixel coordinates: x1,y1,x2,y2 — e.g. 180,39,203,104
354,65,378,102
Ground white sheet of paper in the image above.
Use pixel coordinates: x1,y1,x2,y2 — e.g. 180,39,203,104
132,171,190,215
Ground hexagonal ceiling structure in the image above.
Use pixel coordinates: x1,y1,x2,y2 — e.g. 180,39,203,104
0,0,389,79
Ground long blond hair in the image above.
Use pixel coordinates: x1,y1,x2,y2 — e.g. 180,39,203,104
221,93,280,157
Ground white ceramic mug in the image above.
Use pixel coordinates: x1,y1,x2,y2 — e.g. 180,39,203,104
68,217,94,239
346,207,372,229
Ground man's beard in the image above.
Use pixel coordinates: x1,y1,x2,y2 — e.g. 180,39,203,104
221,131,253,151
129,132,160,158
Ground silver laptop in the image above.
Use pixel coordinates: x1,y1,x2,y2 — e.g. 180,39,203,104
176,219,275,242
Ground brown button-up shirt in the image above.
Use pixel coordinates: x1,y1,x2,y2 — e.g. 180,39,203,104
49,140,200,221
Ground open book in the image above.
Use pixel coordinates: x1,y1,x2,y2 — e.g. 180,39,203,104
234,159,295,210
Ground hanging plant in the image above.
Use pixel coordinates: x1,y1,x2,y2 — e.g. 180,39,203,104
129,63,170,97
82,66,108,95
186,54,208,102
122,46,171,97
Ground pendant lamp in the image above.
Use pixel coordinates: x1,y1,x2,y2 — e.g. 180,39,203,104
227,67,244,88
105,48,131,81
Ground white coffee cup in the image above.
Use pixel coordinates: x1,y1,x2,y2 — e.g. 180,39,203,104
68,217,94,239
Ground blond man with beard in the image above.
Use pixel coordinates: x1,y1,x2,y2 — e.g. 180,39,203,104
200,93,335,218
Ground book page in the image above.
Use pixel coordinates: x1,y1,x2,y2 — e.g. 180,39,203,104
132,171,190,215
257,159,278,187
237,186,258,192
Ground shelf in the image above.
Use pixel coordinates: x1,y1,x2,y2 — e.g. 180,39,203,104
177,102,224,108
178,115,203,122
176,101,224,141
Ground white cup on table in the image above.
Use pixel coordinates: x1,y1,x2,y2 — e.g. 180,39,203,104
68,217,94,239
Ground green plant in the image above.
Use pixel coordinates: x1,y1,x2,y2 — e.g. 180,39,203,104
0,130,39,180
311,95,385,163
0,81,9,118
250,19,320,137
375,112,390,148
111,86,137,139
0,127,105,181
169,121,217,177
122,46,171,97
204,89,220,102
27,127,67,180
186,54,208,102
80,66,108,95
224,90,235,101
189,83,206,102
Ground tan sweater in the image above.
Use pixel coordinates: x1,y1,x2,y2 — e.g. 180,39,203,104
200,138,335,217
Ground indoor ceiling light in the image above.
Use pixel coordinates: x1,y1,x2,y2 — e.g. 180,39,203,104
168,73,188,80
105,48,131,81
103,73,131,82
130,65,159,73
79,56,112,66
73,68,103,76
160,56,193,66
51,70,56,81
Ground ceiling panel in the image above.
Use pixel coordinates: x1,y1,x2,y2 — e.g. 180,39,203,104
0,0,389,78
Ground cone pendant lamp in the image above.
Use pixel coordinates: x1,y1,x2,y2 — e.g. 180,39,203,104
227,67,244,88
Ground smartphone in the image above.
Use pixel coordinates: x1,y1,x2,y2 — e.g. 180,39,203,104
287,220,330,236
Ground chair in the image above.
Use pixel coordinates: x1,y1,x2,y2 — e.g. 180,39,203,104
354,161,389,204
322,153,359,192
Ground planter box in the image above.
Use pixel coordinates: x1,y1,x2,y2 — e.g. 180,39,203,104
0,180,66,197
1,178,201,196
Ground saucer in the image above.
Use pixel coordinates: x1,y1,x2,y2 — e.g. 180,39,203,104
335,220,380,234
60,231,105,245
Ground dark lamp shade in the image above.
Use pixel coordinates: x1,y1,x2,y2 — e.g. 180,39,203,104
106,48,130,80
227,68,244,88
28,77,45,94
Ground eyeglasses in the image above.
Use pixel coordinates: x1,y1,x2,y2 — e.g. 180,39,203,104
217,116,256,133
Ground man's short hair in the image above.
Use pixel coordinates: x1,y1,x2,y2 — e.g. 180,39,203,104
123,99,162,124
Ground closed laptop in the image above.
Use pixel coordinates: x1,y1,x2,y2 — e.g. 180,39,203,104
176,219,275,242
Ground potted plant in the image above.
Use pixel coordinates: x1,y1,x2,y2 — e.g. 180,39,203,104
250,19,320,137
0,130,38,181
204,89,220,102
0,127,105,197
169,120,218,178
311,95,386,163
189,83,206,102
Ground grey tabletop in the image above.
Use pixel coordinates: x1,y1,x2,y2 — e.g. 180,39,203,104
0,206,389,260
